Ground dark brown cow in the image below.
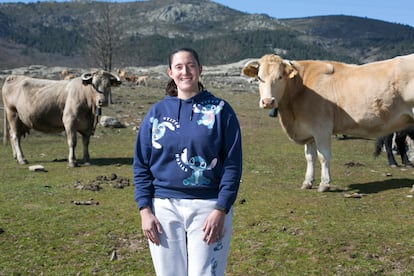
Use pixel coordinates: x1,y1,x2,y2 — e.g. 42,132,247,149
2,71,121,167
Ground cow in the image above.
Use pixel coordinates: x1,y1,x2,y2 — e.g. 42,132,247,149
242,53,414,192
117,69,126,80
60,69,76,80
2,71,121,167
125,75,137,83
60,69,70,79
136,76,148,86
374,126,414,167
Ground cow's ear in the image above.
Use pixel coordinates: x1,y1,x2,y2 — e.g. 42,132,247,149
283,61,297,79
242,61,259,78
286,68,297,79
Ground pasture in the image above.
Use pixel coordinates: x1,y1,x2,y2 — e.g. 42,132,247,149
1,79,414,275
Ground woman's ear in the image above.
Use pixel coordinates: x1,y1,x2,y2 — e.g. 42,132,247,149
199,64,203,75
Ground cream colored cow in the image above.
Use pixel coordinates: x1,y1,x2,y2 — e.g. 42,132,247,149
136,75,148,86
243,54,414,191
2,71,121,167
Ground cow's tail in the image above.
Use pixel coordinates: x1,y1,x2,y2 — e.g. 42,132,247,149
3,107,9,145
373,137,384,157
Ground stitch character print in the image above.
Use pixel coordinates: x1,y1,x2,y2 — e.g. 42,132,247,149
175,148,217,186
193,100,224,129
150,117,177,149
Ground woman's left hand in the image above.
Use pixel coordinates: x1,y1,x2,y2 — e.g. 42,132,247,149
202,209,226,245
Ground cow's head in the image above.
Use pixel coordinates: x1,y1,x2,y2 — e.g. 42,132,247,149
242,54,297,109
81,71,122,107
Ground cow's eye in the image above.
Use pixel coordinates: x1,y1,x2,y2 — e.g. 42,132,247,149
257,76,265,83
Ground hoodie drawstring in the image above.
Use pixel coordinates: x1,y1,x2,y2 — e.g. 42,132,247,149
177,99,182,122
190,99,194,121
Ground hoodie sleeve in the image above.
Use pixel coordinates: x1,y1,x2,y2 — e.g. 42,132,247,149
215,104,243,213
133,112,155,210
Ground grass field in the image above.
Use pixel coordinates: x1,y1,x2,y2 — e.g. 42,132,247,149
1,81,414,275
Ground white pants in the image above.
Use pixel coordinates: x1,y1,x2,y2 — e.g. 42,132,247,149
149,198,233,276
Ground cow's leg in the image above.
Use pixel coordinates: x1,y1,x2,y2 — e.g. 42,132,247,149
315,136,331,192
6,112,28,164
10,132,27,164
301,143,316,190
66,130,78,167
384,134,398,167
108,91,113,105
406,131,414,165
395,132,413,166
81,134,91,166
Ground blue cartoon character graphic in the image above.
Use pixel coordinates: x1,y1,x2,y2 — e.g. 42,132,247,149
177,148,217,186
150,117,175,149
193,100,224,129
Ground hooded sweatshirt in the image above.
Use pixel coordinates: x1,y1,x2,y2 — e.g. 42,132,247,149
133,90,242,213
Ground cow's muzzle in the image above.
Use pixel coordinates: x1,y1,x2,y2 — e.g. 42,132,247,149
261,97,275,109
98,98,107,107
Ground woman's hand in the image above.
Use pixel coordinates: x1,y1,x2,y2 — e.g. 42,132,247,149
202,209,226,245
140,207,163,245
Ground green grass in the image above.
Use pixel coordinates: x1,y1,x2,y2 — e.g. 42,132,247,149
1,83,414,275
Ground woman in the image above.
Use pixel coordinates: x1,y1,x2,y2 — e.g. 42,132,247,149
133,47,242,275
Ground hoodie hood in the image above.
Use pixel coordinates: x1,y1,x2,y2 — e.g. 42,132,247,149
164,90,213,122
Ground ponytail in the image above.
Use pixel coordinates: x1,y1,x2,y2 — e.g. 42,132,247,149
165,79,178,96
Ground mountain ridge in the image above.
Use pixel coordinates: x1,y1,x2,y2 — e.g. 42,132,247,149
0,0,413,69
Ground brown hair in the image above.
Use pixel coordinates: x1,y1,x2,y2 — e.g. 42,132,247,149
165,47,204,96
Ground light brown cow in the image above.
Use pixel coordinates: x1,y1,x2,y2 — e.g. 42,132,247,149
243,53,414,191
117,69,126,80
125,75,137,83
2,71,121,167
136,75,148,86
60,69,76,80
60,69,69,79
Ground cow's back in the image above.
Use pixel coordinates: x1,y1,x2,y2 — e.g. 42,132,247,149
2,75,72,133
293,55,414,137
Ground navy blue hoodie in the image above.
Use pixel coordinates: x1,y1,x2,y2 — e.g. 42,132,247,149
133,90,242,213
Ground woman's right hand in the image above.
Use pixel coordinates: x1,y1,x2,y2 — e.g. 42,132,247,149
140,207,163,245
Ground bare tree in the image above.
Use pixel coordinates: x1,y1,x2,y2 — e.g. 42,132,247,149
85,1,120,72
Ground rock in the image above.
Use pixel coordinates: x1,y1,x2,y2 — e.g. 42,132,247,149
344,193,364,198
100,116,124,128
29,165,47,172
110,249,118,261
71,199,99,205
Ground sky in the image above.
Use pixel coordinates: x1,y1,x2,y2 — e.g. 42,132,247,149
3,0,414,28
213,0,414,27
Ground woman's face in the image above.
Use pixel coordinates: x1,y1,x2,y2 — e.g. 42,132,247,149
168,51,202,96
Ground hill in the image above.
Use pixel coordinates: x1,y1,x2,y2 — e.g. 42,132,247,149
0,0,414,69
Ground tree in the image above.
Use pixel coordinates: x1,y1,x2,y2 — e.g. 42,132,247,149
85,1,120,71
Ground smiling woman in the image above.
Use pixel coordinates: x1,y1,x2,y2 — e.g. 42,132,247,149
132,47,243,276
